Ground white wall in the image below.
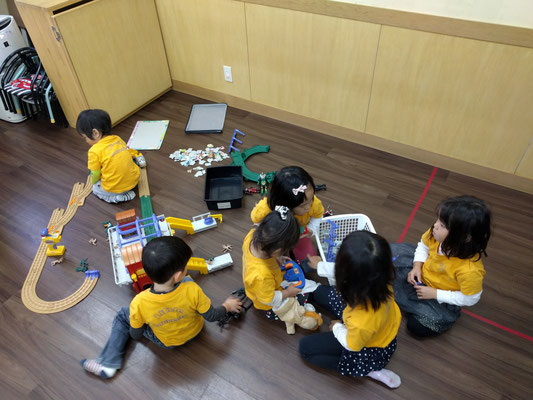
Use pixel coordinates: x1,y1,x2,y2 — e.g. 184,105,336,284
335,0,533,28
0,0,9,16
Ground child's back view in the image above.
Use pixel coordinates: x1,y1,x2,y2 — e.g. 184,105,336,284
81,236,242,379
76,109,140,203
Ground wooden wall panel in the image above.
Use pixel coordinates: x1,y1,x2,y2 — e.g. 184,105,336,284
54,0,171,124
366,26,533,174
515,142,533,179
155,0,251,100
246,3,380,132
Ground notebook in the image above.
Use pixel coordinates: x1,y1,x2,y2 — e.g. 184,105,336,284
127,120,169,150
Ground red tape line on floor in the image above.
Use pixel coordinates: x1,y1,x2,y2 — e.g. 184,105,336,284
397,167,438,243
397,166,533,342
461,309,533,342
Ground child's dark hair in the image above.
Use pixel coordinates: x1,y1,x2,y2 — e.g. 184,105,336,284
268,166,315,210
142,236,192,284
335,231,395,311
252,209,300,257
433,195,491,260
76,109,112,139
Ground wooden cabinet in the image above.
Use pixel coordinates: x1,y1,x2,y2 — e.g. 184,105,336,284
16,0,171,126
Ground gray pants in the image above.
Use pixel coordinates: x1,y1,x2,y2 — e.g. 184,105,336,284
92,181,136,203
390,243,461,334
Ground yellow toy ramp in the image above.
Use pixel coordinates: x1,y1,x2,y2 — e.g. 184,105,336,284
166,217,194,235
187,257,208,274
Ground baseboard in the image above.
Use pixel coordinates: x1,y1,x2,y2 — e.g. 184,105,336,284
172,80,533,195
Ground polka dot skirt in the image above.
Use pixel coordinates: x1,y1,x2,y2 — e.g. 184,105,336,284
338,339,397,377
327,289,345,320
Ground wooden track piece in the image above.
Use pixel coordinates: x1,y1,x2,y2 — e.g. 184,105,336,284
21,176,99,314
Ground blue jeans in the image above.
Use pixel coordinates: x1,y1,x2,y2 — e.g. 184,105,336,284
96,307,174,369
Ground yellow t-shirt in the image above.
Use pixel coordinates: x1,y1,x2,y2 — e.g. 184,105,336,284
343,295,401,351
129,279,211,346
242,229,283,310
421,229,485,295
250,196,324,227
88,135,140,193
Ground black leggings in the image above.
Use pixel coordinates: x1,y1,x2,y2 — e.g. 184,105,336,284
299,285,345,370
299,331,344,371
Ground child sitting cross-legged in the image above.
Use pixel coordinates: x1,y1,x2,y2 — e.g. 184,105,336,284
243,206,322,334
76,109,140,203
81,236,242,379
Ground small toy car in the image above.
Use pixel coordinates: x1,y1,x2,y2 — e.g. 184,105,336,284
244,187,260,195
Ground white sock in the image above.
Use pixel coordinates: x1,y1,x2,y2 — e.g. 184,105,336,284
367,369,401,389
81,358,117,379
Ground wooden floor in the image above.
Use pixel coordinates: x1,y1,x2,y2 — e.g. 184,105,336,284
1,91,532,400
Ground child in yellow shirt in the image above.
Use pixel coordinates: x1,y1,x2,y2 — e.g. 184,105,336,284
391,195,491,337
81,236,242,379
299,231,402,388
243,206,322,332
76,109,140,203
250,166,324,264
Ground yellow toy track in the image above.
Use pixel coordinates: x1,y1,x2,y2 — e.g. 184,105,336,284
22,177,98,314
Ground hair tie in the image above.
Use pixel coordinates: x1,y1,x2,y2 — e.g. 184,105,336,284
292,184,307,196
275,205,289,220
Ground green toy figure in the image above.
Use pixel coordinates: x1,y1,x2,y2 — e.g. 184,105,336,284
259,172,268,196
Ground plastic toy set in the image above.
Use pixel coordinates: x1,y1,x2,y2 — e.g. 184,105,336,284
315,214,376,262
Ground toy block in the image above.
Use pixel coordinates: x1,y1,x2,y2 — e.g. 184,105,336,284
116,209,137,226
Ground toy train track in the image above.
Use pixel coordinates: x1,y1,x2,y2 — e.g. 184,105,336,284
21,177,99,314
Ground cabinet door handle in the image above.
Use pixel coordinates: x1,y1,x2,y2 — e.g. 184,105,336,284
51,26,61,42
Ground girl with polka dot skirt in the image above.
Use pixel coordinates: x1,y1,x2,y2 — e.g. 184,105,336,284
391,196,491,337
299,231,402,389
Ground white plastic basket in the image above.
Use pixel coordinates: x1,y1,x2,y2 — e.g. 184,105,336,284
314,214,376,262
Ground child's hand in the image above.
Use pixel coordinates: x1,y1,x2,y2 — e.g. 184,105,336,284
329,320,342,331
407,263,423,286
414,285,437,300
276,255,292,266
283,284,301,298
222,297,243,313
306,254,322,270
300,228,313,239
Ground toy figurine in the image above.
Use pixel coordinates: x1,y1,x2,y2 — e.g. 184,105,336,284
259,172,268,196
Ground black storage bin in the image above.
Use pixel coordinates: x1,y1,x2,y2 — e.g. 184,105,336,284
204,166,243,210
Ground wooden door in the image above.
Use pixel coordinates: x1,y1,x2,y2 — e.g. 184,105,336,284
54,0,171,124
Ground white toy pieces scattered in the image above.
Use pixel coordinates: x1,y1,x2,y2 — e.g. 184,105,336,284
169,144,230,178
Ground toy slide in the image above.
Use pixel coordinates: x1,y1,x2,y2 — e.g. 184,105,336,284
166,217,194,235
166,213,223,235
187,254,233,275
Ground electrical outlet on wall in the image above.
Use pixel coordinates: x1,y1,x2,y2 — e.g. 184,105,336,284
223,66,232,82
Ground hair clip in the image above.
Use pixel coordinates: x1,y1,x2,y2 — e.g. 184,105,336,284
292,184,307,196
275,205,289,220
